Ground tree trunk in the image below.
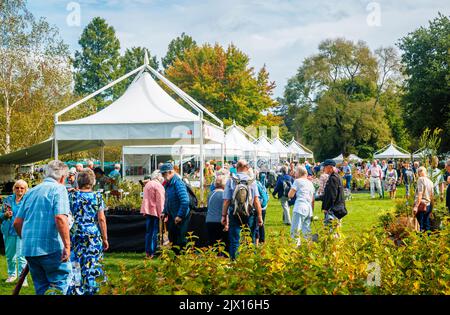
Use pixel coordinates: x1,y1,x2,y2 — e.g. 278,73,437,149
5,95,11,154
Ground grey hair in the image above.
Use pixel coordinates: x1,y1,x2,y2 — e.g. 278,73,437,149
114,163,121,169
45,160,69,180
280,165,288,174
150,170,163,181
417,166,427,177
297,165,308,177
215,175,227,188
77,169,96,189
446,159,450,167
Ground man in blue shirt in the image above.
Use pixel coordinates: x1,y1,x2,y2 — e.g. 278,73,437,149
14,160,72,295
342,161,352,190
272,165,294,225
221,160,263,260
108,163,122,191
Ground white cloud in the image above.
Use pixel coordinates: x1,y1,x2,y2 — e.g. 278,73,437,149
28,0,450,97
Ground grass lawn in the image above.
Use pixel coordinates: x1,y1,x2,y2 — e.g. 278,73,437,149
0,187,405,295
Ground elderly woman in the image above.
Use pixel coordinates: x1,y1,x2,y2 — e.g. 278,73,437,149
385,162,398,199
140,170,165,258
67,169,108,295
413,166,434,232
288,166,315,245
206,175,229,250
1,180,28,285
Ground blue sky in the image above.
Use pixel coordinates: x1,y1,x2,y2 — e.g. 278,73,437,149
28,0,449,97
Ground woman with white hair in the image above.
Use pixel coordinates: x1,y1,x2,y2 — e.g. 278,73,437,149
288,165,315,245
206,174,228,250
140,170,165,258
1,180,29,285
413,166,434,232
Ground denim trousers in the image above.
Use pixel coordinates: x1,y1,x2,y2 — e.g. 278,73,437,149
145,215,160,256
228,213,257,260
417,204,432,232
255,209,267,242
26,251,72,295
343,175,352,190
290,212,311,246
3,235,27,277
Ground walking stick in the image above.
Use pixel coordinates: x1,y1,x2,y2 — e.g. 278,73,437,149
159,216,164,247
12,264,29,295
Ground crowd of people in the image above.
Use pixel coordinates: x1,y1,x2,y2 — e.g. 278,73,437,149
1,155,449,295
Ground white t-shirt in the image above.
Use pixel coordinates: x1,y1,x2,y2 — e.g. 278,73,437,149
291,178,315,217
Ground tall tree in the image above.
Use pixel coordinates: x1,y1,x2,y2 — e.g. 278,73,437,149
73,17,122,109
161,32,197,69
164,43,279,129
281,38,394,159
398,13,450,152
118,47,159,92
0,0,71,154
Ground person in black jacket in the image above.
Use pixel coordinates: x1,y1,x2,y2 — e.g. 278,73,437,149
321,159,346,229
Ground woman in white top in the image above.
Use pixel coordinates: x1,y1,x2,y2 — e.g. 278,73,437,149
288,165,315,246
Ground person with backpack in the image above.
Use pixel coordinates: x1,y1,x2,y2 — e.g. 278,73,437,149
272,165,294,225
221,160,263,260
254,169,269,246
160,163,191,254
400,161,414,198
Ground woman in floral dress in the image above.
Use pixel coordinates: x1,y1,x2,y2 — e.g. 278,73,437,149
67,169,109,295
385,162,398,200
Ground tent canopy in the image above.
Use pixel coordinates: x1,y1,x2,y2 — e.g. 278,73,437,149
271,137,290,157
0,138,103,165
224,123,257,157
332,153,362,163
55,71,223,146
287,138,314,159
254,136,278,155
374,143,411,159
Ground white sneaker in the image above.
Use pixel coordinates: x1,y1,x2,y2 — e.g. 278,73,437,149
5,276,17,283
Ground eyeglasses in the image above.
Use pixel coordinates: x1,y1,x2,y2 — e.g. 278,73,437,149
15,187,26,190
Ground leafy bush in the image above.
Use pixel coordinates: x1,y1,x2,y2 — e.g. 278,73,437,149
100,222,450,295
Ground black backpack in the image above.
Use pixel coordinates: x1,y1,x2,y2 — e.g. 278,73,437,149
183,181,198,210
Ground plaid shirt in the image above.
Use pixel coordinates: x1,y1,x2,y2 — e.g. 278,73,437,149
16,177,70,257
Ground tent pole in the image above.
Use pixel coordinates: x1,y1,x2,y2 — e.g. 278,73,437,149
199,116,205,205
101,145,105,171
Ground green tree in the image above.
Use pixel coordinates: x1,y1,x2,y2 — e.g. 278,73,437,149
164,43,279,128
398,13,450,153
281,38,401,159
73,17,122,109
118,46,159,93
161,32,197,69
0,0,72,154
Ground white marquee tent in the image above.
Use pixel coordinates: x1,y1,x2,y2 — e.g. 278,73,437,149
374,143,411,160
271,137,290,159
332,153,363,163
287,138,314,160
0,51,225,196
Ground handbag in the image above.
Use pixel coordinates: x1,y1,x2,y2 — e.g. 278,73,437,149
417,201,427,212
329,180,348,219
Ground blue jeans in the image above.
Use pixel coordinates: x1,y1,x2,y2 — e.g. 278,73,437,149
405,183,410,197
228,213,257,260
255,209,266,243
145,215,159,256
344,174,352,190
26,251,72,295
417,204,432,232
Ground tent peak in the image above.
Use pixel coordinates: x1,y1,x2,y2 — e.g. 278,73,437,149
144,49,149,66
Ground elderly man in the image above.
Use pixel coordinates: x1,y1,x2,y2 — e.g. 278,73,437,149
160,163,190,253
367,160,383,199
221,160,263,260
75,163,84,173
321,159,347,228
13,160,72,295
87,160,95,170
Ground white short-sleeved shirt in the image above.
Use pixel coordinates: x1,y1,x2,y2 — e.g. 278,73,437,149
291,178,315,217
